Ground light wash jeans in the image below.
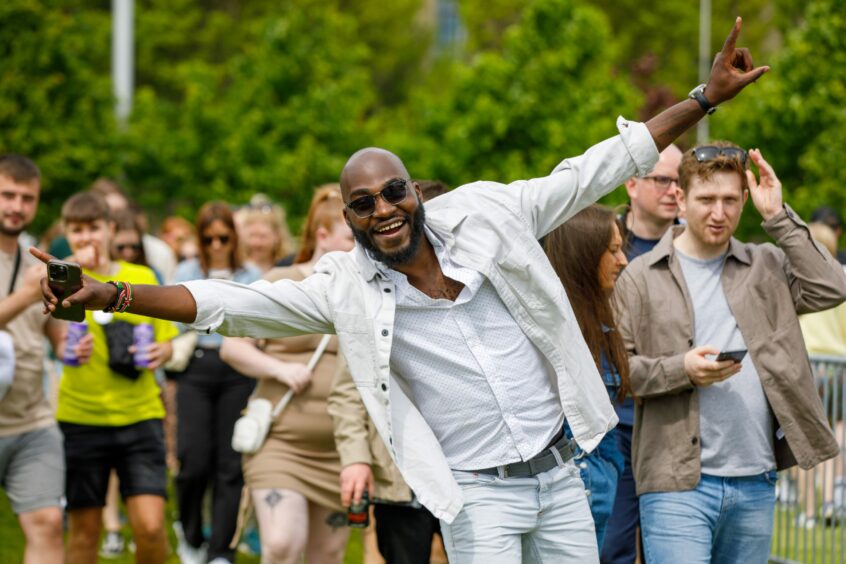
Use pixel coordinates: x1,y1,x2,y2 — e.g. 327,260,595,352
640,471,777,564
440,460,598,563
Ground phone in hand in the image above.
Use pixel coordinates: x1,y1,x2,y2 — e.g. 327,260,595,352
715,349,747,363
47,259,85,322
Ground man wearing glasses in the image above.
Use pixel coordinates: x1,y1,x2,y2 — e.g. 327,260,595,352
602,143,682,564
615,142,844,563
34,20,767,562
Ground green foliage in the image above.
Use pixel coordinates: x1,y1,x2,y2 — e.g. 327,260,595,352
381,0,640,189
715,0,846,238
0,1,120,233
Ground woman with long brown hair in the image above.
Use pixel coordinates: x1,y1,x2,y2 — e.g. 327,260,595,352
172,201,261,564
542,204,630,551
220,184,355,563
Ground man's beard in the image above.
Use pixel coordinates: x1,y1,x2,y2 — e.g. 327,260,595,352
0,218,29,238
352,204,426,268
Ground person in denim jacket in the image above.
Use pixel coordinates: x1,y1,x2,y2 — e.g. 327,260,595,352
543,204,631,549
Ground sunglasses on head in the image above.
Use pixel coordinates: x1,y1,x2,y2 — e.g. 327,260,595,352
693,146,748,167
201,234,231,246
115,243,142,253
346,178,409,218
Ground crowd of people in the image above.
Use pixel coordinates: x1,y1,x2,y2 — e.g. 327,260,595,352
1,16,844,564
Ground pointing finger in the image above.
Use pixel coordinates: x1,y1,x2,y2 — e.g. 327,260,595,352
28,246,57,265
721,16,742,56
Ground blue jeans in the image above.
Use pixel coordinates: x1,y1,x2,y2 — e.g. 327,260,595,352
565,424,624,550
600,423,638,564
640,471,777,564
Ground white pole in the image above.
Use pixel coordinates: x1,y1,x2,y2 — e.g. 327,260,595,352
697,0,711,145
112,0,134,125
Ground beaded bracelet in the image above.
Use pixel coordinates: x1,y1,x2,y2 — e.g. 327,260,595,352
103,281,134,313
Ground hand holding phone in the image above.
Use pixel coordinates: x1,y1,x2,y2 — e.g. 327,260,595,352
47,260,86,322
715,349,747,364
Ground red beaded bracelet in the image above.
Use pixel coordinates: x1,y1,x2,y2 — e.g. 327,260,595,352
103,281,134,313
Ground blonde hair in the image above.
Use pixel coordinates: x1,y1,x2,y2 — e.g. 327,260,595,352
240,207,294,263
294,184,346,264
809,222,838,256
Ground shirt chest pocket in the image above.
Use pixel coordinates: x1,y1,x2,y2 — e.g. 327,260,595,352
334,312,378,387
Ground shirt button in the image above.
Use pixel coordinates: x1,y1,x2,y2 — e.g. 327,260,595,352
381,383,387,391
688,338,694,347
383,288,391,293
381,329,389,337
691,436,699,445
579,462,587,469
585,489,591,497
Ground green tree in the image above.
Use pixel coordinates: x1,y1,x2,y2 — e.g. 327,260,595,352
714,0,846,237
381,0,641,193
0,0,119,234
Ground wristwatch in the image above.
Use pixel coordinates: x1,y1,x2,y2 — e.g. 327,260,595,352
689,83,716,115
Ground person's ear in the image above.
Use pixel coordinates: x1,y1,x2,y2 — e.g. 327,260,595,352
342,209,353,229
625,178,638,200
674,187,687,214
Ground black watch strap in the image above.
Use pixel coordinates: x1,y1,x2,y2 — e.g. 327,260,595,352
690,84,716,115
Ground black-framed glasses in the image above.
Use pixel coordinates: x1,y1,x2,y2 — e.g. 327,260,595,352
643,175,679,190
693,146,748,167
115,243,142,253
201,234,231,246
346,178,409,218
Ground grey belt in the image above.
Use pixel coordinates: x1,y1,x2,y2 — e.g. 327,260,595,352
472,432,575,479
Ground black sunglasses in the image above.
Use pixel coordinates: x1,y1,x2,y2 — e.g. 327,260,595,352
115,243,142,253
693,146,748,167
201,234,231,246
346,178,409,218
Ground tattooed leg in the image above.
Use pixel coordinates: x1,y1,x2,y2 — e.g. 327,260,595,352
251,488,308,564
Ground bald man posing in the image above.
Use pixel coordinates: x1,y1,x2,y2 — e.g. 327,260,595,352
34,20,766,563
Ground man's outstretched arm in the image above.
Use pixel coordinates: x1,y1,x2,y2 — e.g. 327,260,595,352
646,16,768,151
30,247,198,323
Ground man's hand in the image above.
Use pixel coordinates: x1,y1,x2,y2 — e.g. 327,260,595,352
129,340,174,370
29,247,118,313
706,17,770,106
684,346,742,387
73,333,94,365
340,463,374,508
273,361,312,393
21,263,46,304
746,149,783,221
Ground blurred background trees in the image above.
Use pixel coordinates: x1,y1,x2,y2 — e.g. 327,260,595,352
1,0,843,238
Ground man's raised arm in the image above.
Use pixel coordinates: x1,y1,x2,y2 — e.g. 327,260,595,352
646,17,768,151
30,247,198,323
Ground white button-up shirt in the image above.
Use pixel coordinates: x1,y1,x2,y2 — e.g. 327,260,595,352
384,229,564,471
181,116,658,523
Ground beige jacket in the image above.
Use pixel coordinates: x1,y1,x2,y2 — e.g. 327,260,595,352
327,354,413,503
616,206,844,495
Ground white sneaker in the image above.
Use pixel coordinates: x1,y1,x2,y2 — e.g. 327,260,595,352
177,540,208,564
99,531,125,559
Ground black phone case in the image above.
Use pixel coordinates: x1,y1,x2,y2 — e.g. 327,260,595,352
48,260,85,323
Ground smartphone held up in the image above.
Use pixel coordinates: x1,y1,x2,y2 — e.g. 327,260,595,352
47,259,85,322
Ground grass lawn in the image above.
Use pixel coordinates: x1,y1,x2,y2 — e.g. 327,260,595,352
0,484,363,563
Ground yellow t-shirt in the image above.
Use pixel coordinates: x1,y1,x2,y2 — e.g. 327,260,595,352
57,261,178,426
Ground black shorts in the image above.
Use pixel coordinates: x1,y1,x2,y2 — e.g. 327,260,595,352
59,419,167,510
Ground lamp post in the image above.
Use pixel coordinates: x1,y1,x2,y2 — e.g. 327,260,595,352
112,0,134,126
697,0,711,144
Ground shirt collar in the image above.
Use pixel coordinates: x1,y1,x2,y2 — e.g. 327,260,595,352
646,225,751,267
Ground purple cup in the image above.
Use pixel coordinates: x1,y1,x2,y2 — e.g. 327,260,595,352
133,324,154,368
63,322,88,367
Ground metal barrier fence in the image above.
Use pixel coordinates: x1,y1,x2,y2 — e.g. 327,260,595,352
770,355,846,564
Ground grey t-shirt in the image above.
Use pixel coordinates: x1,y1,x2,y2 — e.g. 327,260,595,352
676,249,776,476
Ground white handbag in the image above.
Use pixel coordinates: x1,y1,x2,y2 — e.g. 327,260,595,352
231,335,331,454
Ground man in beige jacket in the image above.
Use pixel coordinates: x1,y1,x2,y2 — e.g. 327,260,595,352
616,142,844,563
328,354,444,563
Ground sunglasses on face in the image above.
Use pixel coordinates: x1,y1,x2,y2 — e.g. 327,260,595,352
346,178,410,218
201,234,231,246
115,243,142,253
693,146,748,167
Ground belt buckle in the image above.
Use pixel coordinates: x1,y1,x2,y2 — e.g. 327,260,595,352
496,465,509,479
